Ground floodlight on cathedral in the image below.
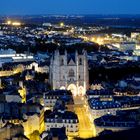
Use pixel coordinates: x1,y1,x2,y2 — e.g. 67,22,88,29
49,50,89,97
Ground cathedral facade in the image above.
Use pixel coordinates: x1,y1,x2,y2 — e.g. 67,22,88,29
49,50,89,96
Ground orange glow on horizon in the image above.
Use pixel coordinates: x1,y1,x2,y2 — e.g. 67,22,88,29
6,20,22,26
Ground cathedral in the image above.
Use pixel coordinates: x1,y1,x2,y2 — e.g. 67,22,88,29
49,50,89,96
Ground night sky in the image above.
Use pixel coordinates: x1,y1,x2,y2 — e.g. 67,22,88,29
0,0,140,15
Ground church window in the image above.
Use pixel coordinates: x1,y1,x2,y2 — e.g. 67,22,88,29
69,69,75,77
79,58,82,65
61,59,64,65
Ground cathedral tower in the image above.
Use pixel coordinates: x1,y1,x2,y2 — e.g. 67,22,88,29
49,50,89,96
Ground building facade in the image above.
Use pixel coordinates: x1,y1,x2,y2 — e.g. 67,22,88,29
49,50,89,96
45,110,79,135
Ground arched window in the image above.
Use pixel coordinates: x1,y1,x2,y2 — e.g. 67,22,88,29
79,58,82,65
69,69,75,77
61,59,64,65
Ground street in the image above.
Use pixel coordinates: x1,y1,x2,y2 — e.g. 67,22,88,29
73,96,96,139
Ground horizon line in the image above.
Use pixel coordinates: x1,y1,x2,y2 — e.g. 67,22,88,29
1,14,140,17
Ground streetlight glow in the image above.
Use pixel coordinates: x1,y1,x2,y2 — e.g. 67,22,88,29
60,22,64,27
12,22,21,26
7,20,12,25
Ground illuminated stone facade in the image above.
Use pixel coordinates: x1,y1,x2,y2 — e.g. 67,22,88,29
49,50,89,96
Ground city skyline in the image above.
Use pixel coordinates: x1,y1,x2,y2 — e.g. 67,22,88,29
0,0,140,15
1,1,140,140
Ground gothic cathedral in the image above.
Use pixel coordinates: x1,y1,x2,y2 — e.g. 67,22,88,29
49,50,89,96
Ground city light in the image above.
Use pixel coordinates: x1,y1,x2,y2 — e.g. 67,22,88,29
12,22,21,26
7,20,12,25
6,20,21,26
60,22,64,27
1,11,140,140
91,37,104,45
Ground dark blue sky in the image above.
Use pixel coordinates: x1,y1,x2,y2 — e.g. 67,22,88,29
0,0,140,15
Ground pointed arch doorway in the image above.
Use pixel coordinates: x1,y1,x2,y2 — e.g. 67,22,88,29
67,84,77,96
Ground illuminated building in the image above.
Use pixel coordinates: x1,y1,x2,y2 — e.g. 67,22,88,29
131,32,140,39
18,81,27,103
90,83,104,90
44,110,79,135
23,61,49,74
0,70,13,77
87,98,121,121
0,54,34,63
86,90,114,99
0,122,27,140
94,115,138,135
113,42,136,52
40,128,67,140
44,90,74,112
21,103,44,138
23,114,41,137
0,64,24,77
0,102,44,138
49,50,89,96
25,71,34,81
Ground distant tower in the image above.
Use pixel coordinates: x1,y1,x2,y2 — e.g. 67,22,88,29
49,50,89,96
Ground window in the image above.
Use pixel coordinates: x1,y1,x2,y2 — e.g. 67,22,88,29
69,69,75,77
79,75,81,79
79,58,82,65
61,59,64,65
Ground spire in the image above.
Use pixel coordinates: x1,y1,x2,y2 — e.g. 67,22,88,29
54,49,59,55
75,50,78,58
75,50,78,65
54,49,60,60
82,49,87,58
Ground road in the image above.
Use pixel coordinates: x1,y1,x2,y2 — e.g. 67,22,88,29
73,96,96,139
